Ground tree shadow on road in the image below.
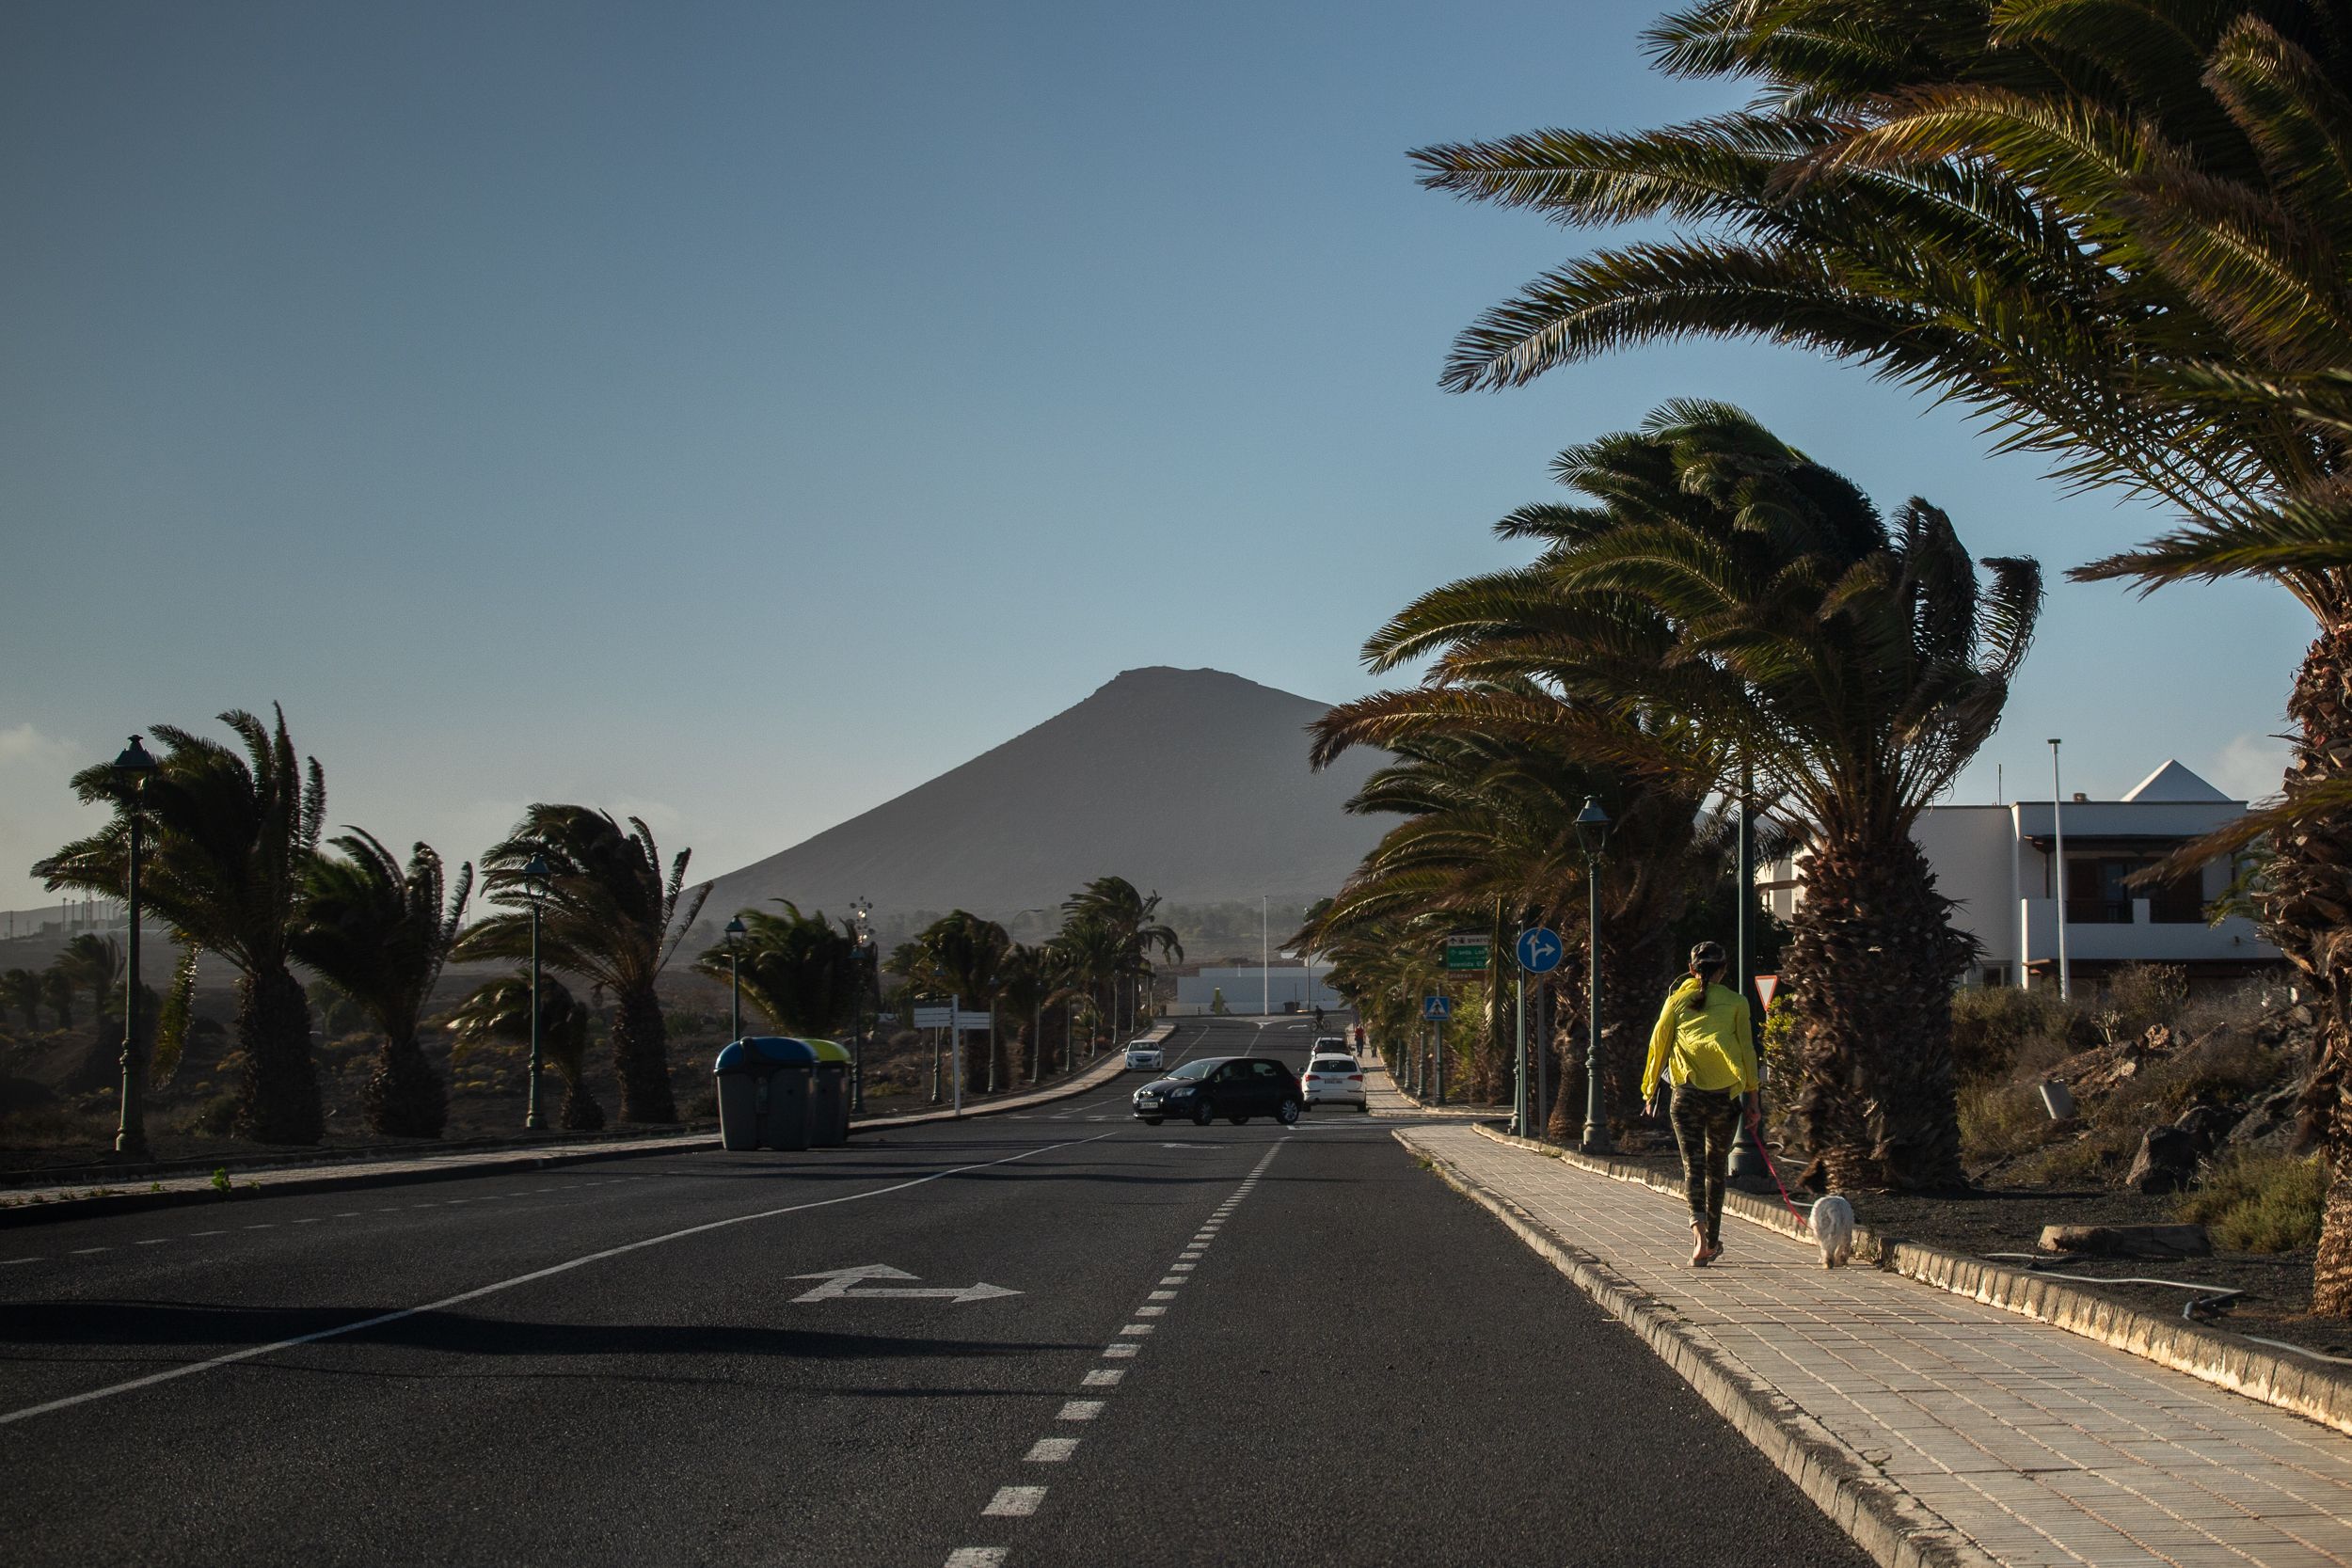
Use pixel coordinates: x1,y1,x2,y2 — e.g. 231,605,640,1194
0,1299,1075,1363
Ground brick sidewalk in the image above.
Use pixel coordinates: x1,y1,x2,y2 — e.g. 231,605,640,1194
1403,1123,2352,1568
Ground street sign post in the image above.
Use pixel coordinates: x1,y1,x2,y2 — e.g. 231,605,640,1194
1516,927,1563,974
1442,934,1490,972
1421,995,1451,1104
913,997,991,1114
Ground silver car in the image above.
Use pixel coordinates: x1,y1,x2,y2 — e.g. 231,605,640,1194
1124,1039,1164,1072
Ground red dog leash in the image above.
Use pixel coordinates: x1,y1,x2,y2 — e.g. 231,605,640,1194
1747,1109,1807,1220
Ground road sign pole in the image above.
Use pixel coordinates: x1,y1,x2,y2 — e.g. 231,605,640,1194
952,995,963,1117
1514,974,1527,1136
1434,1020,1445,1106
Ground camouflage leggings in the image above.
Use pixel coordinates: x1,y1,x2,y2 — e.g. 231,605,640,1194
1671,1085,1742,1245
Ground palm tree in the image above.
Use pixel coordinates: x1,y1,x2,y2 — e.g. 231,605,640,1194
34,706,326,1144
1410,0,2352,1264
1309,709,1718,1120
1061,877,1183,1038
995,942,1057,1080
454,806,707,1125
447,972,604,1131
1335,406,2040,1188
0,969,40,1032
914,911,1010,1091
292,831,470,1139
1047,911,1126,1059
53,934,121,1030
693,902,858,1037
38,966,73,1030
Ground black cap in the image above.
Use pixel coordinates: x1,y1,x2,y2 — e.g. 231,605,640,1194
1690,941,1727,968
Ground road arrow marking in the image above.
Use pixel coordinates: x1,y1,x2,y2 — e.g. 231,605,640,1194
789,1264,1021,1305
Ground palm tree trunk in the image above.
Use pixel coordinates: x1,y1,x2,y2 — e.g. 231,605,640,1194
2268,618,2352,1315
364,1027,447,1139
1785,832,1970,1191
611,985,677,1124
234,963,323,1145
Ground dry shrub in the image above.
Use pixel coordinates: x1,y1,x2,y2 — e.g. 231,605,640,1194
0,1101,116,1149
2175,1150,2327,1252
1958,1082,2051,1165
2011,1125,2138,1187
2092,962,2189,1043
1951,987,2089,1085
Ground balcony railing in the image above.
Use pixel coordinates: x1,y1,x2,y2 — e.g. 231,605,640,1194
2064,898,2133,926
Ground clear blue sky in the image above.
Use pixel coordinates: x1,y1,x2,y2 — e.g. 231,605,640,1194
0,0,2306,914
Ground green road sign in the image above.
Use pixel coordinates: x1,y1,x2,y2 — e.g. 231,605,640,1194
1442,934,1490,971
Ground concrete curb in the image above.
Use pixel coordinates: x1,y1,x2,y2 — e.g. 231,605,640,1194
0,1037,1148,1230
1401,1128,1998,1568
1467,1121,2352,1443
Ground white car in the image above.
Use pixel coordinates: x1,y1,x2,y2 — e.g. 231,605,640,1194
1124,1039,1165,1072
1300,1053,1367,1111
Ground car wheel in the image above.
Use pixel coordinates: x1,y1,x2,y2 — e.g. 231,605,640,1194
1192,1100,1215,1127
1276,1098,1301,1126
1358,1102,1371,1114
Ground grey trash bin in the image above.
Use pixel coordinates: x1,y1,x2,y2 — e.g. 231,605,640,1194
743,1037,816,1150
714,1040,763,1150
805,1038,851,1147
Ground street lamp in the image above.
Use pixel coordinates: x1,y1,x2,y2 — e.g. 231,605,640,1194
2049,738,2071,1000
850,896,873,1112
1574,797,1614,1154
523,854,552,1132
723,915,747,1043
110,736,160,1160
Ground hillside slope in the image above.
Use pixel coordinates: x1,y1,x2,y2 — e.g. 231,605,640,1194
704,666,1383,923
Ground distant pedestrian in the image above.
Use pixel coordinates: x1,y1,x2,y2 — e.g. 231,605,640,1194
1641,941,1759,1268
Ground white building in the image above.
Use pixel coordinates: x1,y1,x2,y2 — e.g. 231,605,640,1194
1761,760,2281,990
1174,964,1343,1014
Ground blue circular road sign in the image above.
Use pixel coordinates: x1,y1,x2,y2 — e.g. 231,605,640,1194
1516,927,1564,974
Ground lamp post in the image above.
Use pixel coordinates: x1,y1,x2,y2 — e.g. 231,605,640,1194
2049,738,2072,1000
723,915,747,1043
1728,755,1770,1183
850,896,872,1111
1574,797,1614,1153
523,854,551,1132
110,736,160,1160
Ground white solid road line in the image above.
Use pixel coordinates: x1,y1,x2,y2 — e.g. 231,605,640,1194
944,1550,1009,1567
0,1130,1121,1430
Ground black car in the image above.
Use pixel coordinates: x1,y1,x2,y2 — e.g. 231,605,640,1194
1133,1055,1303,1127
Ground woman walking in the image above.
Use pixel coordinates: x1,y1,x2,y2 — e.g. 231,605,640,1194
1641,942,1759,1267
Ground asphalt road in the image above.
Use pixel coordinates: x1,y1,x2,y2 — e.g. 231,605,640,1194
0,1016,1871,1568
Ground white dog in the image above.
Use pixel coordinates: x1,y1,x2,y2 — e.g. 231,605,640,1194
1810,1194,1856,1268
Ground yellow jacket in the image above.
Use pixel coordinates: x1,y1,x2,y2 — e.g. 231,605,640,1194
1640,978,1758,1099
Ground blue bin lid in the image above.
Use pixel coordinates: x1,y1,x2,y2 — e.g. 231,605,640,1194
714,1037,819,1072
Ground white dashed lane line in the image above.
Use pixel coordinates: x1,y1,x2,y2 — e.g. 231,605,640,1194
946,1135,1282,1567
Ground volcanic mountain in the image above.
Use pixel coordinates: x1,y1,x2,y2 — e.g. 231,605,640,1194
702,667,1385,925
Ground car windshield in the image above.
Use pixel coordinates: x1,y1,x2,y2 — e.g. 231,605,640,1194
1165,1058,1221,1080
1310,1057,1357,1073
